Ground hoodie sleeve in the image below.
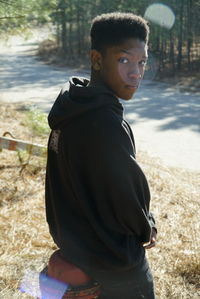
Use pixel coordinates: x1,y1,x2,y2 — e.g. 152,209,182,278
65,109,155,244
148,212,157,232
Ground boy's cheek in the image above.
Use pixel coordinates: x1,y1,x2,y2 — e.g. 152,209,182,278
118,67,128,83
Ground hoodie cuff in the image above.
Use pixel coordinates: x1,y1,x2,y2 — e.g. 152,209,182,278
148,212,157,233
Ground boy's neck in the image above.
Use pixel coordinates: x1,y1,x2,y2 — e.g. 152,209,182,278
88,70,104,88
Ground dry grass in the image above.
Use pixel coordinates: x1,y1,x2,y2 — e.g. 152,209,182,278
0,104,199,299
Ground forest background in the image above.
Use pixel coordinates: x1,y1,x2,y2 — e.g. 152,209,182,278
0,0,200,79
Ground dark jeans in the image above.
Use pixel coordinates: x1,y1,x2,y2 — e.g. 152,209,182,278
39,255,155,299
95,258,155,299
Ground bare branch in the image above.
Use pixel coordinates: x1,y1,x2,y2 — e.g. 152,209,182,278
0,15,25,19
0,0,14,5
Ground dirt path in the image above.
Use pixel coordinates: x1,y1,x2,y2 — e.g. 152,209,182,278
0,31,200,171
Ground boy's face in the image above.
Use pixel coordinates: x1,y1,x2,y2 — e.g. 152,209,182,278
91,38,148,100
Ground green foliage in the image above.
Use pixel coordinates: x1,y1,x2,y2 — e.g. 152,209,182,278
1,0,200,73
25,107,49,137
0,0,55,32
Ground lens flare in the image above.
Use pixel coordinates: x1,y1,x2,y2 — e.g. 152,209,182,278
144,3,175,29
20,269,68,299
143,52,158,81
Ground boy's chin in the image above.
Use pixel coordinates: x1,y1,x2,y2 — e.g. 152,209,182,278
113,87,137,101
120,92,136,101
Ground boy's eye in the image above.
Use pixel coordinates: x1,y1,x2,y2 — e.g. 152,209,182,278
118,57,129,64
139,60,147,66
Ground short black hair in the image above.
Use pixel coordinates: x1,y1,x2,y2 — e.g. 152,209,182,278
90,12,149,53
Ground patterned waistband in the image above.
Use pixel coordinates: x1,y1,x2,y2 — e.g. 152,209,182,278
39,267,101,299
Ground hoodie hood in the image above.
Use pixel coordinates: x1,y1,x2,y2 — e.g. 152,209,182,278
48,77,123,129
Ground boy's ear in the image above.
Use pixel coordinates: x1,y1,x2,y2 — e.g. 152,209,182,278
90,49,102,71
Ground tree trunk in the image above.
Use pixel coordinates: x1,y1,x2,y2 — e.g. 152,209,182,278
76,8,81,56
59,0,67,53
177,0,184,70
170,31,175,73
187,0,192,70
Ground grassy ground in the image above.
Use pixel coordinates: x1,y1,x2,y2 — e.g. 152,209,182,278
0,104,199,298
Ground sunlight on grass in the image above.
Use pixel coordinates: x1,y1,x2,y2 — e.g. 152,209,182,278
25,107,50,137
0,104,199,298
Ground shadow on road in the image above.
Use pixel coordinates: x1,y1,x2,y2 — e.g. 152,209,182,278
1,42,199,134
0,53,67,89
124,82,200,133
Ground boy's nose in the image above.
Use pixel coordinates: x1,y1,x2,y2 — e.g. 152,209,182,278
128,68,141,79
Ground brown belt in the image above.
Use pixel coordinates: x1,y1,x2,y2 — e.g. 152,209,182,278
39,250,101,299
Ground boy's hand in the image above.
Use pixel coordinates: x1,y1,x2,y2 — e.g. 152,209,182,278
143,228,157,250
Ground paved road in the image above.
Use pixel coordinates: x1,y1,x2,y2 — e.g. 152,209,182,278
0,33,200,171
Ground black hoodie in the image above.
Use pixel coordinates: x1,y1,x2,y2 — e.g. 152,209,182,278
45,77,156,276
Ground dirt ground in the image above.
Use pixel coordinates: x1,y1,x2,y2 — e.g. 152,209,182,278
0,103,199,298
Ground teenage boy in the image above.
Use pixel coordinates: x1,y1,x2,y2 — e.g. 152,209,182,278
44,12,157,299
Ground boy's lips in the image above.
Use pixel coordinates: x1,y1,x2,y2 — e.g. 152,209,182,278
125,81,140,90
125,84,138,89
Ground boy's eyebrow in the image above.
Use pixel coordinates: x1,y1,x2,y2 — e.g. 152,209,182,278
120,49,148,58
120,49,132,55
